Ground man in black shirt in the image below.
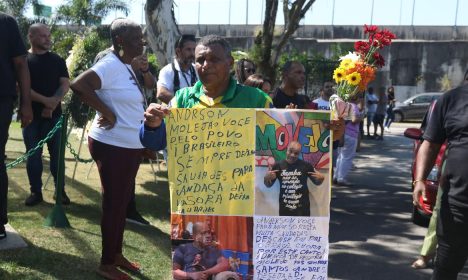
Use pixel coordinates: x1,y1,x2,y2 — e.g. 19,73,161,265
272,61,311,109
0,12,33,240
23,23,70,206
413,70,468,279
264,141,324,216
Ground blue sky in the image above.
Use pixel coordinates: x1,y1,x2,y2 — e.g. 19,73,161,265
35,0,468,26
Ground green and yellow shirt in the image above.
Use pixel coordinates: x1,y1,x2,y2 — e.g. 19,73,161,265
171,77,273,109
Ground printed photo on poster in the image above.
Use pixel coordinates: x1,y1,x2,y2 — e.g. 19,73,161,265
171,215,253,280
255,110,331,217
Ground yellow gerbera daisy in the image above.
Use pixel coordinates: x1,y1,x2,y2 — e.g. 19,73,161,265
339,59,355,70
346,72,361,86
333,68,346,83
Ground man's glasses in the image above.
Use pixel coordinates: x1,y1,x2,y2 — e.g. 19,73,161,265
244,68,256,74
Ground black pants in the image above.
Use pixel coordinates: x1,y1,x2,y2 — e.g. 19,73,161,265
126,185,137,215
0,98,14,225
432,202,468,280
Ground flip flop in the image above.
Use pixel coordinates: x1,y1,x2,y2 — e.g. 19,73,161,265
116,261,141,273
96,267,131,280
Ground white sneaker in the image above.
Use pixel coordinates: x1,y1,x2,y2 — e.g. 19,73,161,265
384,127,390,132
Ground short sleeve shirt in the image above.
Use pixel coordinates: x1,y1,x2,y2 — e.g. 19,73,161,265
313,97,330,110
365,93,379,113
27,52,69,119
171,77,273,109
271,159,320,216
273,88,311,109
345,103,360,138
0,12,27,99
376,93,388,115
173,243,222,272
89,53,145,149
157,59,198,93
423,84,468,209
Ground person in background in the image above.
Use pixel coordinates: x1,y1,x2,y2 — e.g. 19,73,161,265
272,61,310,109
312,81,334,110
355,92,366,152
243,73,272,95
0,12,33,240
372,87,387,140
334,95,364,185
71,19,166,280
131,53,156,102
311,81,344,182
23,23,70,206
127,52,157,226
365,86,379,138
157,34,198,104
234,58,256,84
384,86,395,132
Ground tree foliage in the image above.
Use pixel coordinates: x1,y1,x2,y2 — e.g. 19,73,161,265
56,0,129,26
0,0,45,42
0,0,37,18
65,27,111,127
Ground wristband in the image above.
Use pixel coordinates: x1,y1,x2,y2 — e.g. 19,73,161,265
412,179,425,186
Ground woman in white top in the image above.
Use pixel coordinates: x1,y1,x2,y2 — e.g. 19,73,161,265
71,19,164,280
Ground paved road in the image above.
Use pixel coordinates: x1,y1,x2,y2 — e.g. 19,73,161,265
328,123,468,280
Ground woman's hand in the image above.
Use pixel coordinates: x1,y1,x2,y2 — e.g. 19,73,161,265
330,118,345,140
97,113,116,129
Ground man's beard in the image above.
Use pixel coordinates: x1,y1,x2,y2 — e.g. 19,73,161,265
182,57,194,65
37,43,50,52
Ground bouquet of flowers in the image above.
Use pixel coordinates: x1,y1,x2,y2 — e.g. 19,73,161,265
330,24,396,119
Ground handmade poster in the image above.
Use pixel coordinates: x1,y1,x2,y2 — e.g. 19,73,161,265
166,108,255,216
167,108,331,280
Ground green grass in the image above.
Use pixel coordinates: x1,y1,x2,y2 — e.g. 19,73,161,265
1,121,171,280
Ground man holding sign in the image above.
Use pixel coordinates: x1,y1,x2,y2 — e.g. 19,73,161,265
141,34,272,147
264,141,325,216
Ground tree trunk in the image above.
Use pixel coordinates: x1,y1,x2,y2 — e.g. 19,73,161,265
258,0,315,84
258,0,278,82
145,0,179,66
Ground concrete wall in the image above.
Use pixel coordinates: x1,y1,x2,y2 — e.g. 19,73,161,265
180,24,468,41
180,25,468,101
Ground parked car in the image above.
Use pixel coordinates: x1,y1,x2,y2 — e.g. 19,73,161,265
393,92,442,122
404,127,446,226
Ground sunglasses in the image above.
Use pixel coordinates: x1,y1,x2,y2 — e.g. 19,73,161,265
244,68,256,74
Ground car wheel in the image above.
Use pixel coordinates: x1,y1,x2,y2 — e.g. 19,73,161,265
412,205,430,227
394,111,404,123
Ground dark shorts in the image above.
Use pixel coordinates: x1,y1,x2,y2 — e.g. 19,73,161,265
373,114,385,124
